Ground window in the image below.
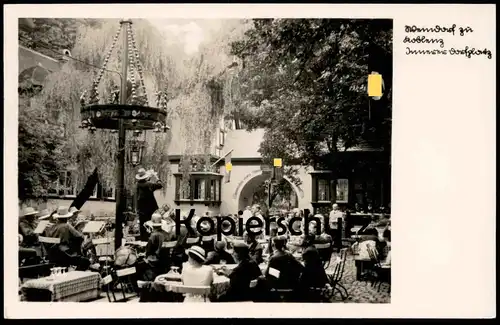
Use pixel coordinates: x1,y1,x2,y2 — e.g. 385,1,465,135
49,171,78,197
181,180,192,200
219,130,225,147
336,179,349,203
317,179,330,202
174,173,223,205
193,179,205,200
102,186,115,199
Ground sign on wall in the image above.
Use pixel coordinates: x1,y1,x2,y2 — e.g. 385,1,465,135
336,179,349,203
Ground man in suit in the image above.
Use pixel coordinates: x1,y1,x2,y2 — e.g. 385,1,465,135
217,241,262,302
135,168,163,241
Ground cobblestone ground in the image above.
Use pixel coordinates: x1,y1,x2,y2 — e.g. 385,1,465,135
327,253,391,304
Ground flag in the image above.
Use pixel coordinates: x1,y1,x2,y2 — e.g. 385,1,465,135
224,151,232,183
70,167,99,210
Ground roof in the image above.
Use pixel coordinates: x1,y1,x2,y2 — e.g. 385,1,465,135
19,45,62,76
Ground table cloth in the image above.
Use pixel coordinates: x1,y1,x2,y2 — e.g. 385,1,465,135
21,271,101,302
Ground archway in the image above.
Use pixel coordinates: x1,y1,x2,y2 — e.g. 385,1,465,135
237,170,300,213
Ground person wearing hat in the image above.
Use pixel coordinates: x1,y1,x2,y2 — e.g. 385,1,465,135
143,213,173,276
48,206,90,270
135,168,163,241
19,207,40,248
180,245,214,302
243,228,264,265
204,237,235,265
217,240,262,302
68,206,81,227
196,220,216,254
265,235,303,300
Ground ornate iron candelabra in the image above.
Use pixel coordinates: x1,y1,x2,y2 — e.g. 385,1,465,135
79,19,169,248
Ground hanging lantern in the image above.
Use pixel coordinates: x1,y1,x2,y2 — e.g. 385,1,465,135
127,138,145,166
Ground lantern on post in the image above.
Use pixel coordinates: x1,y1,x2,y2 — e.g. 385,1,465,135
127,131,146,167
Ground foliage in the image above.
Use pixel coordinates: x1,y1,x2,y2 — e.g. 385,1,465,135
27,19,176,194
18,94,67,202
230,19,393,171
251,177,299,213
19,18,102,58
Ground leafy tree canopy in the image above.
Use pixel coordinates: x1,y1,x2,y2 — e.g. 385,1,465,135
230,19,392,171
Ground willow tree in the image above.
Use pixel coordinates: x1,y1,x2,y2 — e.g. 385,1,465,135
168,19,251,191
30,19,181,196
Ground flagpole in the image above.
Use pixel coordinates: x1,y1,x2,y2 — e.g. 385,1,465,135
210,149,234,169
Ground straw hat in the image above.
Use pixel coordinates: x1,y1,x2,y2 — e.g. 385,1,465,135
199,220,212,232
53,206,73,219
186,245,206,262
36,209,51,220
150,213,163,227
135,168,151,180
21,207,38,217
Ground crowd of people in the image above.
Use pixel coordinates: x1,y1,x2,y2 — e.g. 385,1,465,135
18,171,391,303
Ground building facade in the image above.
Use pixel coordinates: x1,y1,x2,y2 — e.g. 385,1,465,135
19,45,391,217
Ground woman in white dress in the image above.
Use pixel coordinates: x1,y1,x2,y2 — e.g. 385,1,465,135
181,245,214,302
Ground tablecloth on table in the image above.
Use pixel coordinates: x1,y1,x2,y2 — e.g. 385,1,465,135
21,271,101,301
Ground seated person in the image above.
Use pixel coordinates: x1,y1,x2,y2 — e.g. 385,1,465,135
288,219,306,254
216,241,262,302
138,213,172,280
18,234,39,266
181,246,214,302
352,228,379,260
309,217,333,243
170,224,189,270
297,246,331,302
375,212,391,227
19,207,40,249
244,230,264,265
380,229,391,266
197,220,216,254
205,238,235,265
265,236,303,292
47,207,90,270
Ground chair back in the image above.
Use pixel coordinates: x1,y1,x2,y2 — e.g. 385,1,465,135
314,241,333,267
366,245,381,267
268,267,281,279
92,237,115,257
202,235,215,242
186,237,199,245
38,236,61,258
116,266,137,277
162,241,177,248
170,284,211,300
38,236,61,244
331,248,348,282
